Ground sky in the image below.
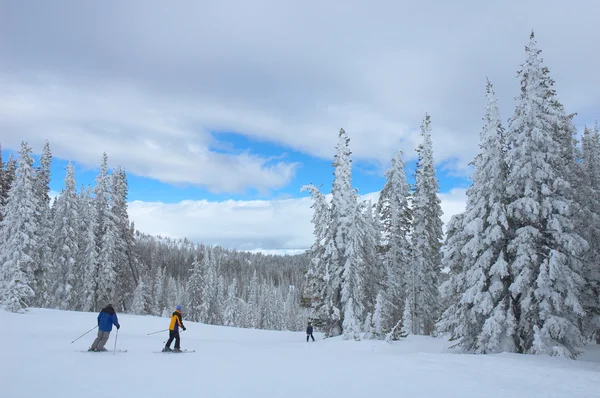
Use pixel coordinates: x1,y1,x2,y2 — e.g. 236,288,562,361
1,1,599,253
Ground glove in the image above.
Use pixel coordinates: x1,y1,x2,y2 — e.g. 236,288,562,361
117,324,120,330
182,327,186,331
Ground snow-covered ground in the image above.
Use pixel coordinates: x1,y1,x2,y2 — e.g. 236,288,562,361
1,309,599,398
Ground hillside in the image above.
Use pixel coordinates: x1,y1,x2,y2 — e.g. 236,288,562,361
1,309,599,398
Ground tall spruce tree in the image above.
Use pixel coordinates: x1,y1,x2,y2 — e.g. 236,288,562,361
94,153,119,310
376,149,412,334
406,114,443,335
0,142,39,312
437,80,513,353
300,184,329,324
32,141,53,306
504,32,586,358
79,186,98,311
51,162,80,309
580,122,600,341
321,128,356,337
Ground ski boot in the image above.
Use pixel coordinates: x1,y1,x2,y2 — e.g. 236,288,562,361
162,347,173,352
173,348,182,353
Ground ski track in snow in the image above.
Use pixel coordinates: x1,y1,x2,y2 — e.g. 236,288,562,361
1,308,599,398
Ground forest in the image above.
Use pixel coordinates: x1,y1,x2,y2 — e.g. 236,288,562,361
1,32,599,358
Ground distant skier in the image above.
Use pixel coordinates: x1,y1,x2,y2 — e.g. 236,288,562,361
89,304,120,352
306,321,315,342
163,305,186,352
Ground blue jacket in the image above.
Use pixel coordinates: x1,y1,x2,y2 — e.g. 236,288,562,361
98,306,120,332
307,325,313,334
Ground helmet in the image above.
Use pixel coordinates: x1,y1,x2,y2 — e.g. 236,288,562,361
176,305,182,311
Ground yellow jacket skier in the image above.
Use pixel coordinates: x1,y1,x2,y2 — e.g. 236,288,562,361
163,305,186,352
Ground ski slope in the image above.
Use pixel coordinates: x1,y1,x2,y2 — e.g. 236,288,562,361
1,309,599,398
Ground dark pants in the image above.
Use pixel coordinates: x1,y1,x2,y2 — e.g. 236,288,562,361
166,330,180,349
307,333,315,342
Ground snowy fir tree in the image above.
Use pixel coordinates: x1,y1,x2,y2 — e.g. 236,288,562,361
406,114,443,335
580,122,600,341
78,186,99,312
31,141,53,307
436,80,512,353
376,148,412,334
185,254,205,322
0,142,39,312
94,153,119,310
51,162,80,309
504,32,587,358
300,183,329,317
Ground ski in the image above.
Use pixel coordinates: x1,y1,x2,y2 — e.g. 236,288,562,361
154,349,195,354
81,349,128,353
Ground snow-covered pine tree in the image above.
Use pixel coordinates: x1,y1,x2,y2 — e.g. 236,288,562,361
185,254,205,322
223,278,238,327
79,186,99,311
111,167,139,310
406,113,443,335
131,276,152,315
299,183,329,324
376,148,412,334
31,141,53,307
580,122,600,341
201,247,218,324
437,80,513,353
321,128,355,337
94,153,119,310
1,154,17,217
505,32,586,358
358,200,383,316
51,162,80,309
247,269,260,328
152,266,166,316
341,199,365,340
0,142,39,312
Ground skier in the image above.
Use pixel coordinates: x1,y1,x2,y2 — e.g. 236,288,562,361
89,304,120,351
163,305,186,352
306,321,315,342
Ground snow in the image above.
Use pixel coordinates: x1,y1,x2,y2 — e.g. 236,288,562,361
2,308,600,398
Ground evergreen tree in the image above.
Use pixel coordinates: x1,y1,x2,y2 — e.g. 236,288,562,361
580,122,600,341
504,32,586,358
377,148,412,334
79,186,98,311
407,114,443,335
0,142,39,312
185,254,205,322
32,141,53,306
51,162,80,309
341,200,365,340
300,184,329,322
94,153,119,309
223,278,239,327
321,128,355,337
437,80,512,353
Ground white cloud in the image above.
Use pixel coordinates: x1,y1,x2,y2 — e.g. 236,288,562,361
1,1,598,192
128,190,467,251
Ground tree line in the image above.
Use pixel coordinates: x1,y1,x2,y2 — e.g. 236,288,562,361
301,32,600,359
0,143,309,331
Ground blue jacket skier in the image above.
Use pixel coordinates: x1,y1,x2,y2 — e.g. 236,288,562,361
89,304,120,351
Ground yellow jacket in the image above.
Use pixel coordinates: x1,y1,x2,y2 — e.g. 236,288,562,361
169,310,185,331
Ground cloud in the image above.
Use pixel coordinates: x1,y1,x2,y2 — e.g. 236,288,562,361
1,1,599,192
127,189,467,251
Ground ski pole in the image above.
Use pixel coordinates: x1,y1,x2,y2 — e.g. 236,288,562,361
147,329,169,336
71,325,98,344
113,329,118,355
